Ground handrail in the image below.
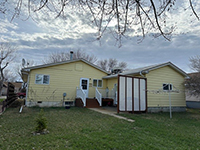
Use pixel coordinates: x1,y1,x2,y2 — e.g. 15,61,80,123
97,88,116,99
95,88,102,106
76,87,86,107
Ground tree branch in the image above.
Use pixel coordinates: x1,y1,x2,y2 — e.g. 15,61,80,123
189,0,199,20
150,0,170,41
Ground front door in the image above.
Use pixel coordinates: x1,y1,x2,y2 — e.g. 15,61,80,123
80,78,89,97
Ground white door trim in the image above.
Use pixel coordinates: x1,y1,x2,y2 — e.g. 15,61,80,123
80,78,89,98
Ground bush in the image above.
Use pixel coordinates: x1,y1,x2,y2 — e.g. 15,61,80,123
35,109,47,133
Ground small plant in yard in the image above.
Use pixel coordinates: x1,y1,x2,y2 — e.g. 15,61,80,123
34,109,48,134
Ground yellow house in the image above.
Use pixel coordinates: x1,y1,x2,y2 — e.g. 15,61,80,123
22,59,188,112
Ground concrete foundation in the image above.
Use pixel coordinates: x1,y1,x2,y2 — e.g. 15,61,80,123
186,101,200,109
26,101,66,107
148,106,186,113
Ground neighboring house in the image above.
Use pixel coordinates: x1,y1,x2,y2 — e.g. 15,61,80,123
1,82,23,96
1,83,8,96
8,82,23,93
21,59,188,112
185,72,200,108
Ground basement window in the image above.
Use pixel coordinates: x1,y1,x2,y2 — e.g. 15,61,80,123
163,83,172,91
93,79,103,88
35,74,50,85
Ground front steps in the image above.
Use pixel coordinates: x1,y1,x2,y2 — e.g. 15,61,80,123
75,98,100,108
86,98,100,108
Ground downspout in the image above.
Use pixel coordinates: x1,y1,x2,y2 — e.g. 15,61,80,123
25,73,30,106
140,71,145,78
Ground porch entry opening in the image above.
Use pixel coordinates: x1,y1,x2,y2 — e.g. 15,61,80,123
117,75,147,113
80,78,89,97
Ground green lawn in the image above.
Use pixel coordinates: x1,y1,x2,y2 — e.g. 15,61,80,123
0,107,200,150
0,98,5,102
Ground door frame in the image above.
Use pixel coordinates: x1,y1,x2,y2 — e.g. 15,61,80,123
80,78,89,98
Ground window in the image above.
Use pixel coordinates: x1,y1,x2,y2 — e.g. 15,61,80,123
93,79,103,88
163,83,172,91
35,74,50,84
93,79,97,87
98,80,102,87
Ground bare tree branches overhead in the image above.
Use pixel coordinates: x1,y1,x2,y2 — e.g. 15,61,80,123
1,0,199,42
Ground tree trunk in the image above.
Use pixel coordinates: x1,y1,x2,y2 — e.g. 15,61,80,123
0,80,4,96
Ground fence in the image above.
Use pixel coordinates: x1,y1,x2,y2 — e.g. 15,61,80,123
117,75,147,113
1,82,18,113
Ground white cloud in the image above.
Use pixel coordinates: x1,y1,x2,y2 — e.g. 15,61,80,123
0,1,200,75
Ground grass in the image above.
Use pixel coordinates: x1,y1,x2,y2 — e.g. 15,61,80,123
0,107,200,150
0,98,5,102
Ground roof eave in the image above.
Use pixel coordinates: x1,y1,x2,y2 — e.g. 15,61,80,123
22,59,109,75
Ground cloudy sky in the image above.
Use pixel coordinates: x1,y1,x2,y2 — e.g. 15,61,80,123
0,1,200,77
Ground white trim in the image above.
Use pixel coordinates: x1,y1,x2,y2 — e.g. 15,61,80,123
25,73,30,106
92,79,103,88
80,78,89,98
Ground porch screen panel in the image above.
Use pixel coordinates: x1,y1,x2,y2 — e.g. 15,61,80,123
134,78,139,111
140,79,146,111
127,77,133,111
119,76,126,111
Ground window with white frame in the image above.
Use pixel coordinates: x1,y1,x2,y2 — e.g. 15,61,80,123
93,79,103,87
163,83,172,91
35,74,50,85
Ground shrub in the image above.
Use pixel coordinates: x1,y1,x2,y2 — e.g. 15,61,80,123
35,109,47,133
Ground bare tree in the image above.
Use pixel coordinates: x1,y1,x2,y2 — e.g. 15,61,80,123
185,56,200,97
4,69,18,82
97,58,127,72
0,43,16,95
43,49,97,64
1,1,199,44
97,59,108,71
189,56,200,72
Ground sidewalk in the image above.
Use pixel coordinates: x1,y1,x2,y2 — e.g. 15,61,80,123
89,107,135,122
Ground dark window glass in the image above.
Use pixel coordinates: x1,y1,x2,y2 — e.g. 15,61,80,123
163,84,172,90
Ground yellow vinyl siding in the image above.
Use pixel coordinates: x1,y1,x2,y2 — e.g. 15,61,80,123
106,78,118,90
146,66,186,107
27,61,107,103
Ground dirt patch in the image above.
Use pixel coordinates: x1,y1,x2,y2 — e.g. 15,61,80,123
9,99,25,108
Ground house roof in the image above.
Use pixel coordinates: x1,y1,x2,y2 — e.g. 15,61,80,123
21,59,109,74
103,62,189,79
187,72,200,76
4,82,22,89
